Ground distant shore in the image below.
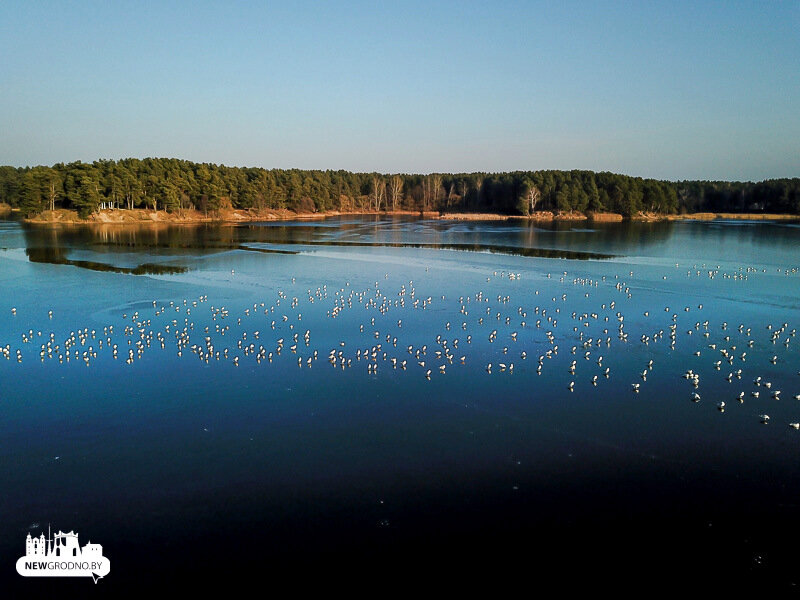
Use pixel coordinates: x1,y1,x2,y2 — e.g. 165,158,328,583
664,212,799,221
12,205,800,225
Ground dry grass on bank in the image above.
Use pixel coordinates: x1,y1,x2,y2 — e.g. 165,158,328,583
21,207,799,225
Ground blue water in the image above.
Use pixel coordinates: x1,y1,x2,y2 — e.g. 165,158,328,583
1,216,799,592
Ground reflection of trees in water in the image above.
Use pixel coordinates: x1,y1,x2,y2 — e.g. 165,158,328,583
41,216,790,271
25,245,68,265
22,218,620,267
22,222,240,252
22,223,189,274
25,246,187,275
16,216,800,283
511,220,674,254
685,221,800,259
407,219,675,254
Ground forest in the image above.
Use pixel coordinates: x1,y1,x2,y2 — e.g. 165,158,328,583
0,158,798,218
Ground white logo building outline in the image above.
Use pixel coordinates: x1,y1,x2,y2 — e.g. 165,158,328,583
17,525,110,583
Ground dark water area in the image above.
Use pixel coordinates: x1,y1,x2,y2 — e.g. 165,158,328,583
25,247,189,275
1,215,799,593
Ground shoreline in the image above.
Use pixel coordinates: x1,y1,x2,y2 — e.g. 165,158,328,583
664,212,800,221
14,206,800,225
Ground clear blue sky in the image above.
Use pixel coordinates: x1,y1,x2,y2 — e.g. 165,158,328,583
1,1,798,181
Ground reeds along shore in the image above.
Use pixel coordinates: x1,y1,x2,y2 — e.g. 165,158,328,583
12,205,800,225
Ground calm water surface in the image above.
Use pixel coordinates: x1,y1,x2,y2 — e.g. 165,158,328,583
1,216,799,592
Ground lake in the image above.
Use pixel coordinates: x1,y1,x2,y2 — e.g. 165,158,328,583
1,215,799,592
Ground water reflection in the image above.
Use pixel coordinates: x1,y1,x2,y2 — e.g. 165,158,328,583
17,216,800,275
25,246,188,275
19,218,619,273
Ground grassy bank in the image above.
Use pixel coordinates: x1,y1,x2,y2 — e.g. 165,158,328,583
19,207,800,225
669,212,800,221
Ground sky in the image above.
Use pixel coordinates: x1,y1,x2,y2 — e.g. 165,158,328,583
0,1,798,181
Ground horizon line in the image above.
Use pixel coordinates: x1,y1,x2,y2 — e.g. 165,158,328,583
3,156,799,185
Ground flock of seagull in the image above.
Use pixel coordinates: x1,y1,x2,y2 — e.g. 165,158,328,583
2,261,799,431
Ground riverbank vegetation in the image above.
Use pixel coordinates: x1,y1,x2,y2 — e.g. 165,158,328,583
0,159,798,219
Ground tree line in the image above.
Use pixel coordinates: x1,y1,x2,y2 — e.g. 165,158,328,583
0,158,798,218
